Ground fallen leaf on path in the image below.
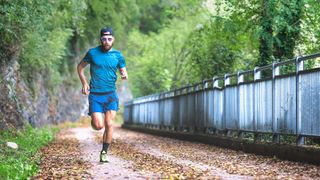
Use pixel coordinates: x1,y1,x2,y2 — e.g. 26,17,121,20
32,130,92,179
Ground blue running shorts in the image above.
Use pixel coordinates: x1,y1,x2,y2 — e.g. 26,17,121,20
88,91,119,115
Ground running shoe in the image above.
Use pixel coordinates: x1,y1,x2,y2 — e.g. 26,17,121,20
100,150,109,163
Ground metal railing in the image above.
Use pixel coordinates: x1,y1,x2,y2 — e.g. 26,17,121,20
124,53,320,145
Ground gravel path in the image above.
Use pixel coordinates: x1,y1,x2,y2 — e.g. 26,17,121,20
72,127,250,179
70,126,320,179
73,127,156,179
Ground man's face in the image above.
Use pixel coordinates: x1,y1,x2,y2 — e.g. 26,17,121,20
100,35,114,50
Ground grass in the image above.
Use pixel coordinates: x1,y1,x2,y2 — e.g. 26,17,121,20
0,113,124,179
0,124,59,179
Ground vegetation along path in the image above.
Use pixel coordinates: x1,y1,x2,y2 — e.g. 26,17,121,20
33,124,320,179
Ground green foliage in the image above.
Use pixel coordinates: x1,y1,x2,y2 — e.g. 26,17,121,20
225,0,315,66
187,15,258,83
183,0,260,84
1,0,320,99
0,0,34,53
297,0,320,54
136,0,171,34
256,0,304,65
0,124,58,179
258,0,276,66
82,0,140,50
272,0,303,60
125,30,175,96
125,4,202,96
136,0,198,34
0,0,87,97
21,28,72,96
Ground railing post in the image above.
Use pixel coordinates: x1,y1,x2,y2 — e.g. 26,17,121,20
296,56,305,145
225,74,231,86
212,77,218,132
237,71,244,139
159,93,163,129
203,81,208,131
213,77,219,88
187,85,192,93
194,84,199,132
254,68,261,80
253,67,261,142
195,84,200,91
272,62,280,143
187,85,193,132
224,74,230,132
238,72,244,84
179,88,184,131
204,81,208,89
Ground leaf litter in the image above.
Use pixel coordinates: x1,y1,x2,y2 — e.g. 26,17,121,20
32,129,92,179
113,127,320,179
32,120,320,179
94,131,220,179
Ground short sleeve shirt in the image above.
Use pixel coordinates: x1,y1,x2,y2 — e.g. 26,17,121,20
83,46,126,93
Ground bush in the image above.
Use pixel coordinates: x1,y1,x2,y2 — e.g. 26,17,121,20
0,124,58,179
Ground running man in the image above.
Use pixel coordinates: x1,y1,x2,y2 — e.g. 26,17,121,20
77,27,128,162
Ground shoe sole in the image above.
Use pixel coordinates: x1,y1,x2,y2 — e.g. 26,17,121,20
100,160,109,163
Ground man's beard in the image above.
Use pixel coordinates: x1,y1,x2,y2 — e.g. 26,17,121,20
102,44,112,51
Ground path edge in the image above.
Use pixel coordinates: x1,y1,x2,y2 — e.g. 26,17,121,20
122,124,320,165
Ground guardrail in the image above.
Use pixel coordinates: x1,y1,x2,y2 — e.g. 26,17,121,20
124,53,320,145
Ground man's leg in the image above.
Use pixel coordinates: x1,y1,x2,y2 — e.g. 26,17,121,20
102,110,116,147
99,111,116,162
91,112,104,130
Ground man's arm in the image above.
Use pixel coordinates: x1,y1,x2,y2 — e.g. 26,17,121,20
119,67,128,80
77,60,90,95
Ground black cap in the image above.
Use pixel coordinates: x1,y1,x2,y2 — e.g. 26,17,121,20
100,27,113,36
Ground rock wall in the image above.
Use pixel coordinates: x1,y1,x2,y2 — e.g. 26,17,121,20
0,60,86,130
56,85,88,123
0,60,25,129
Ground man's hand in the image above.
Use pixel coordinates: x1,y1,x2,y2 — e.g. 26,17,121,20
82,83,90,95
77,60,90,95
120,68,128,80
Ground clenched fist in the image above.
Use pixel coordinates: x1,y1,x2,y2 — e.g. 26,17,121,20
82,83,90,95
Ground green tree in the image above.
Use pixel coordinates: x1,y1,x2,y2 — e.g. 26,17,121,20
258,0,275,66
186,0,260,84
125,1,203,97
257,0,304,65
82,0,140,50
1,0,319,99
0,0,87,96
295,0,320,54
273,0,303,60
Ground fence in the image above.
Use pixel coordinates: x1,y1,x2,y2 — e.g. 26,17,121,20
124,53,320,145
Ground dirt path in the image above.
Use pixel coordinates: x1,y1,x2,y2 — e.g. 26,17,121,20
36,126,320,179
73,127,251,179
72,127,156,179
34,129,92,179
112,128,320,179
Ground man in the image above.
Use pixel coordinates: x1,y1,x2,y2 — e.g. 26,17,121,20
77,27,128,163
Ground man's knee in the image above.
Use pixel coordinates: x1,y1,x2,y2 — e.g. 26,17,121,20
105,121,113,130
91,121,104,130
106,111,116,120
91,113,104,130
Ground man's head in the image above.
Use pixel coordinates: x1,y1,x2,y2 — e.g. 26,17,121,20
100,27,114,51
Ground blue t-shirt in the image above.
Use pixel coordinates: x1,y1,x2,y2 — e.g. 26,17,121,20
83,46,126,93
